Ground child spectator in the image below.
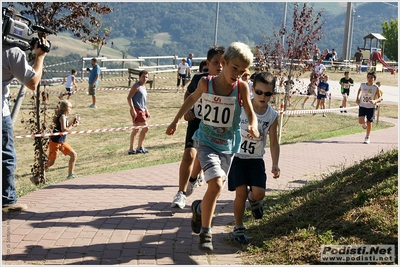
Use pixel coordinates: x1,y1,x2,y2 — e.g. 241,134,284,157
313,75,329,117
60,69,78,100
228,72,280,244
356,72,381,144
127,70,151,154
44,100,79,180
166,42,259,251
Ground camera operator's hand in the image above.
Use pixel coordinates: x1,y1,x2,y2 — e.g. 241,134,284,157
33,37,48,58
26,38,48,90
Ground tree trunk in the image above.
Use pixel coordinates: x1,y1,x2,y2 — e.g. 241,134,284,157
34,84,46,184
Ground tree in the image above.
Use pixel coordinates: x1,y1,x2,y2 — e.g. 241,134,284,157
257,3,325,110
382,18,398,61
256,3,325,143
6,2,113,185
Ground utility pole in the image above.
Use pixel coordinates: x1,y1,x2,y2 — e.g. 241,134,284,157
342,2,352,60
214,2,219,45
282,2,288,46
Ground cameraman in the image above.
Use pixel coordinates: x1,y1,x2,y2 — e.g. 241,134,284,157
2,11,48,212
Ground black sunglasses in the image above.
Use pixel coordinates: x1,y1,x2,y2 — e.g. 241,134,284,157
254,89,273,97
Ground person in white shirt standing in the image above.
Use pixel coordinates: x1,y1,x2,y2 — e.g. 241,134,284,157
176,58,191,93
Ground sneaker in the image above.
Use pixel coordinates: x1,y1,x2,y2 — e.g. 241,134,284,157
249,199,264,220
128,150,136,155
67,174,76,179
136,147,149,154
171,191,186,209
340,106,343,113
89,104,97,108
197,172,204,185
198,231,213,251
311,103,315,107
2,203,28,213
364,136,370,144
191,200,202,234
59,92,64,100
301,103,305,109
231,227,249,245
186,175,204,197
322,113,326,117
362,123,367,129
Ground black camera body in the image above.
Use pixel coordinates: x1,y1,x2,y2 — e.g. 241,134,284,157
2,7,53,52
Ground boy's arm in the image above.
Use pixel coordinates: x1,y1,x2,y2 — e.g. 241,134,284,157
71,75,77,88
355,87,362,104
239,81,259,138
268,117,280,178
166,77,206,135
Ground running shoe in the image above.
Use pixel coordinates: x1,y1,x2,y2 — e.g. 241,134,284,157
171,191,186,209
191,200,202,233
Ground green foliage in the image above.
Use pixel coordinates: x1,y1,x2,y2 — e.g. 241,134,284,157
382,18,398,61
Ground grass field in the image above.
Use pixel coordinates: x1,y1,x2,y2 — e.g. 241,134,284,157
11,69,398,198
237,149,398,264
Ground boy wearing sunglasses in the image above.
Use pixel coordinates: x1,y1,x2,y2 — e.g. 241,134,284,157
166,42,259,251
228,72,280,244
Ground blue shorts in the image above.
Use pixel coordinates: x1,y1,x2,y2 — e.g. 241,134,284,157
228,157,267,191
359,106,375,122
194,141,233,184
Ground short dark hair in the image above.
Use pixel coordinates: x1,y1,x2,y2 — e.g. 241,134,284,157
253,72,276,91
199,60,207,73
91,58,98,63
367,71,376,80
139,70,148,77
207,45,225,61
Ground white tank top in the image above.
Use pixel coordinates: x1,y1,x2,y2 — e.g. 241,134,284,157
236,104,278,159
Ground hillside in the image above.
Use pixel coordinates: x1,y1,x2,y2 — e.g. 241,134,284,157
6,2,397,61
48,33,123,59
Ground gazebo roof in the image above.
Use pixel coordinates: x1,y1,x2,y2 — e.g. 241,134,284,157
363,33,386,41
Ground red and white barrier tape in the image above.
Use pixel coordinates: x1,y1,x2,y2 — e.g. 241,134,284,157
9,87,193,96
15,121,188,139
45,59,81,68
281,105,358,115
15,106,359,139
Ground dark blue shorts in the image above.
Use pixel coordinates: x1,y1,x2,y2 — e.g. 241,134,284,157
359,106,375,122
228,157,267,191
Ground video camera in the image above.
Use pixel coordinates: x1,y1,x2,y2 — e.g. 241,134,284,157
2,7,55,52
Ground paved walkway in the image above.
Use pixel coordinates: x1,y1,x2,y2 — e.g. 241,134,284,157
2,116,398,265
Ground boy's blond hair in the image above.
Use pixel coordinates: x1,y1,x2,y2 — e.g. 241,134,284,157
53,100,72,123
223,42,253,67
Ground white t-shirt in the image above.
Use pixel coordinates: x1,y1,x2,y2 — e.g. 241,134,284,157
178,62,190,75
314,64,326,75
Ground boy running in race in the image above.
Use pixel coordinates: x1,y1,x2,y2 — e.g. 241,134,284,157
166,42,259,251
